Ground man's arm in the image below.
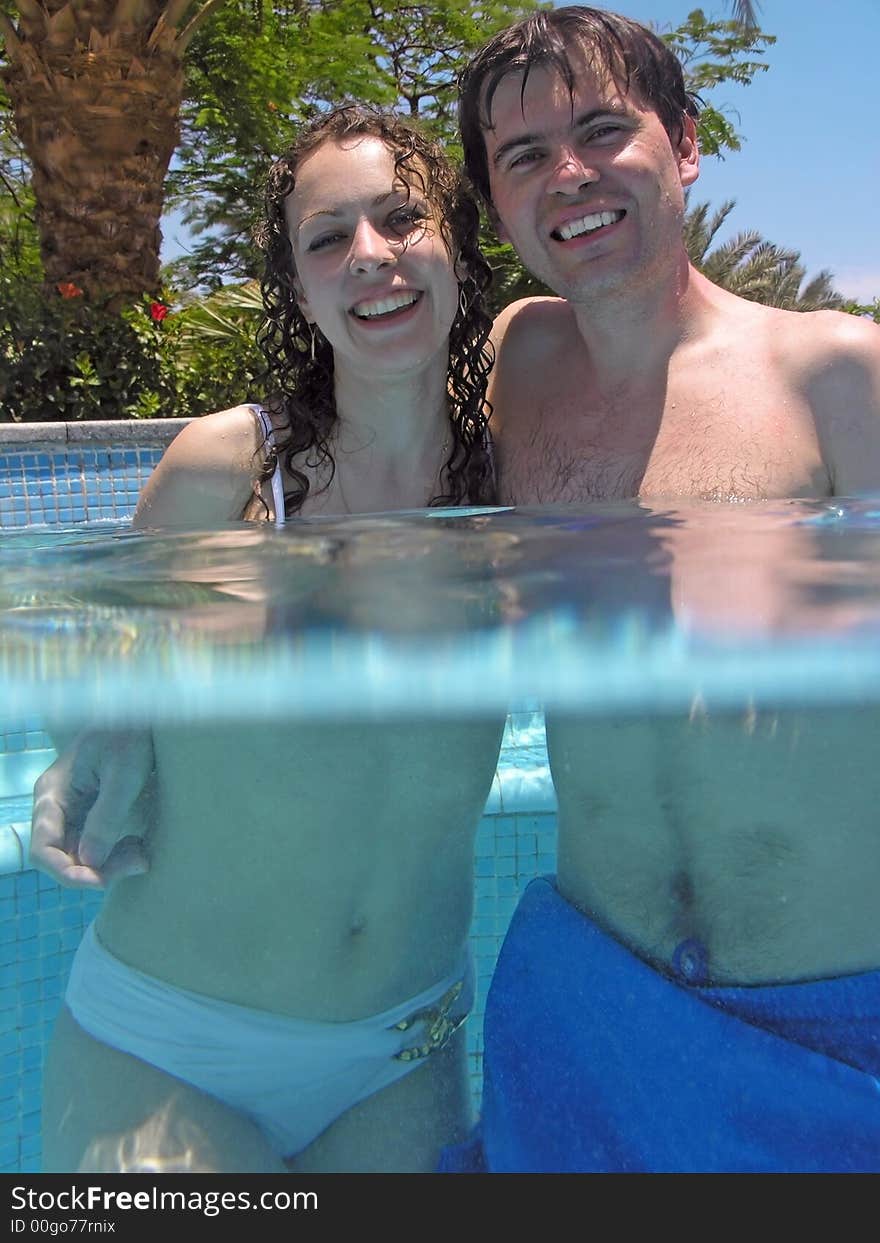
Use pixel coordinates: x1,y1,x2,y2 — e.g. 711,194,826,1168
803,312,880,496
29,730,155,888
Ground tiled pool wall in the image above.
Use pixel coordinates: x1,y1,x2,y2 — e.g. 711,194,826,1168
0,422,558,1172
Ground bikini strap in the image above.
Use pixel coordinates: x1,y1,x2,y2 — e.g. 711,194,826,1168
247,404,285,527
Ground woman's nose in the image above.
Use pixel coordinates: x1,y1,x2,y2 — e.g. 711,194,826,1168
349,220,397,273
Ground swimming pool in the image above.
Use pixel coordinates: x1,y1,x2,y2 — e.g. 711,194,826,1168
2,427,880,1172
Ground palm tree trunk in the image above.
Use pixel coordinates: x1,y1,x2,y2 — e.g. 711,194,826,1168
1,2,225,310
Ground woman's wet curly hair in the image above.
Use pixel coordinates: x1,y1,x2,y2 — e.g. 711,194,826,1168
254,103,497,516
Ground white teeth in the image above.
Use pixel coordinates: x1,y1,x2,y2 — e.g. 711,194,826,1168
556,210,624,241
352,291,419,319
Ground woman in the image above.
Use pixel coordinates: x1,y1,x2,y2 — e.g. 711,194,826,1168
39,105,505,1174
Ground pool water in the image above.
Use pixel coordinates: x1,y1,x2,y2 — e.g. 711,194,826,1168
2,497,880,1171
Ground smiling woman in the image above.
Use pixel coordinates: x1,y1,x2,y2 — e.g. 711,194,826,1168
36,104,508,1175
252,105,497,520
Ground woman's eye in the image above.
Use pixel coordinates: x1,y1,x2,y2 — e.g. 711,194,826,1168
389,206,428,233
307,232,344,252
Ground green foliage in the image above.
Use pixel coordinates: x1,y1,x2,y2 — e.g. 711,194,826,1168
661,9,775,157
0,84,40,285
0,276,266,422
166,0,543,291
684,197,845,311
841,299,880,325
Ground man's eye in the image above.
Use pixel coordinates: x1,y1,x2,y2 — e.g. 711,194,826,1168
509,150,542,169
585,123,624,141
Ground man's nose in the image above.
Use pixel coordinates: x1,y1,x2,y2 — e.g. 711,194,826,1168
349,219,397,273
546,147,599,195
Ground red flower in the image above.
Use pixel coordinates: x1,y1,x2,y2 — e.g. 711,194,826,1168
56,281,83,299
150,302,169,322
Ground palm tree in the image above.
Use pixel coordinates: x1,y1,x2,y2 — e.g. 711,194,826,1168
725,1,761,28
0,2,225,309
685,197,845,311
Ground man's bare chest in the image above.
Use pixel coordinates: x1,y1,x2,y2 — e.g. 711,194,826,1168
496,370,829,504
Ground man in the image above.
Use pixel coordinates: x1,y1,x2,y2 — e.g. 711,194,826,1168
439,5,880,1172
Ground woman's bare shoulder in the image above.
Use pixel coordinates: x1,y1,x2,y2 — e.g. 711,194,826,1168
491,296,571,344
132,405,267,530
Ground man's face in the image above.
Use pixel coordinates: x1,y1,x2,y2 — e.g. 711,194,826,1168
482,55,699,303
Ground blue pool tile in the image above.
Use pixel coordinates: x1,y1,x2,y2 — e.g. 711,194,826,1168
20,1067,40,1098
15,959,41,986
19,1005,40,1030
19,1027,42,1053
21,1037,42,1066
0,1071,19,1098
36,911,60,935
38,934,61,959
59,927,85,952
16,871,38,896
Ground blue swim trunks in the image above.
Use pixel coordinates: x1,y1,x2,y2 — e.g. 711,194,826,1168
441,877,880,1173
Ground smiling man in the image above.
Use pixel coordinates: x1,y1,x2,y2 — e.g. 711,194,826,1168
443,6,880,1173
460,6,880,506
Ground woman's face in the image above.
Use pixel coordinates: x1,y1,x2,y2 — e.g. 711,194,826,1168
285,136,461,377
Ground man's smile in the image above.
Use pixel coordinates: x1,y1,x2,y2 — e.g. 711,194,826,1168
551,209,626,242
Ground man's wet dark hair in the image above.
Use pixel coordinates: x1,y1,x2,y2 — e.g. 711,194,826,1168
458,6,700,206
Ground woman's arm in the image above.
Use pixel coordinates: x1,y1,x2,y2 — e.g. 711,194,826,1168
29,406,271,887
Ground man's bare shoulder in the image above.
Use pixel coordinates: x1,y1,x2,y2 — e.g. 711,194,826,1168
759,304,879,362
133,404,266,529
774,309,880,495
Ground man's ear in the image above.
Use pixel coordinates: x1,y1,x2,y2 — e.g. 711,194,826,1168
677,113,700,189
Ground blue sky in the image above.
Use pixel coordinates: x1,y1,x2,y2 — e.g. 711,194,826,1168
616,0,880,301
161,1,880,302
